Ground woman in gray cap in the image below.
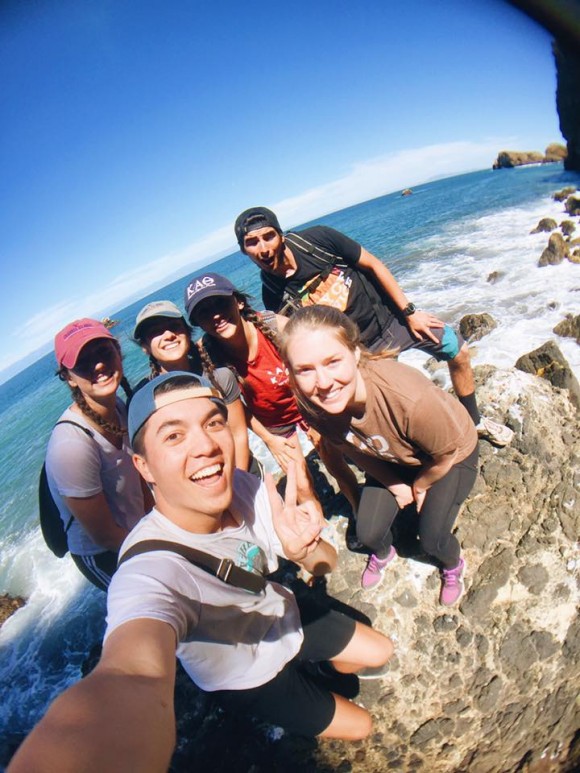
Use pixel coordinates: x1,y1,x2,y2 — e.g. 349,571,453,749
133,300,250,471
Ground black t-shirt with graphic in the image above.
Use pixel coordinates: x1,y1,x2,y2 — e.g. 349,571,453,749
260,225,394,347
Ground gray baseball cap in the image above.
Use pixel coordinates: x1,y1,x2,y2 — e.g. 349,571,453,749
133,300,186,340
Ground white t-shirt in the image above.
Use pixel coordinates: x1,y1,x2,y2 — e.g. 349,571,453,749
45,401,145,556
105,470,304,692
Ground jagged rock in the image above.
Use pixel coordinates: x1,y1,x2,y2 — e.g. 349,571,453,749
486,271,504,284
0,594,25,627
492,150,545,169
538,232,570,266
515,340,580,409
553,313,580,344
565,196,580,216
553,186,577,202
459,313,497,343
313,365,580,773
560,219,576,237
543,142,568,162
530,217,557,234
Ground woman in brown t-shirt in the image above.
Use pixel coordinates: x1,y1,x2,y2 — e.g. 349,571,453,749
281,305,478,606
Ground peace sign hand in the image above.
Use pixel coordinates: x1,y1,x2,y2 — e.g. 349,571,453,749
265,462,323,564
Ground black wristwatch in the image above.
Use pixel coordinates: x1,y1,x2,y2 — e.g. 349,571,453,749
402,302,416,317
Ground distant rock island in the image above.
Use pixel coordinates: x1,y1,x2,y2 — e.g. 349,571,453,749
492,143,567,169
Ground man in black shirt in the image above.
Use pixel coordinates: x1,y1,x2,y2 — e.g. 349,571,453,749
234,206,513,447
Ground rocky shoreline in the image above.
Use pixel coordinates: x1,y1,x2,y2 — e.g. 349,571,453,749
2,186,579,772
492,143,568,169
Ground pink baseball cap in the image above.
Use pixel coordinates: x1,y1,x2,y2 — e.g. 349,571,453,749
55,318,116,369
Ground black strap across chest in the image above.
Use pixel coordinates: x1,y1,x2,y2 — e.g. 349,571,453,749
118,539,266,594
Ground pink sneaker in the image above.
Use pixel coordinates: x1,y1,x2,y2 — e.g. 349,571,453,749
361,546,396,589
440,558,466,606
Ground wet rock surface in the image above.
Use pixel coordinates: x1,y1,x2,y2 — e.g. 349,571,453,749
459,313,497,343
538,232,570,266
0,594,25,628
553,313,580,344
530,217,557,233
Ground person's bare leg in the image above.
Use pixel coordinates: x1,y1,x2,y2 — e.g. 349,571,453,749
319,694,373,740
330,622,394,674
447,343,475,398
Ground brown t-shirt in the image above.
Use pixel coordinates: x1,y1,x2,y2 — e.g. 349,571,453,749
318,358,477,474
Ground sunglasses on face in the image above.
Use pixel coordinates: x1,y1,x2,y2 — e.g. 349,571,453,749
142,318,187,340
72,341,119,376
193,296,233,324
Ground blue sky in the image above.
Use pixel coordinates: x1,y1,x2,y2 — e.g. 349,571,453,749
0,0,560,379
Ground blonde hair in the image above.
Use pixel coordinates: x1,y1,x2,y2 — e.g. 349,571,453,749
279,305,397,419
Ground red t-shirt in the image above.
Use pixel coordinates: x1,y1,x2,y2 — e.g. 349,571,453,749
229,328,303,431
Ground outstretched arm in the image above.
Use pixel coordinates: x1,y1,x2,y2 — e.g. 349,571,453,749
8,619,177,773
357,247,444,342
266,462,337,576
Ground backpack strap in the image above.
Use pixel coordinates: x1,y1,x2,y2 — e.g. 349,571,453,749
285,231,395,328
118,539,266,595
270,232,341,316
284,232,341,266
53,420,96,533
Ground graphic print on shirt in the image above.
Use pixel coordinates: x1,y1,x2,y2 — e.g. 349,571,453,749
302,269,351,311
267,365,289,387
344,428,399,463
236,542,268,575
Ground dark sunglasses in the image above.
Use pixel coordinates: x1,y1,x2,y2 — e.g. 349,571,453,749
72,341,119,375
141,318,187,340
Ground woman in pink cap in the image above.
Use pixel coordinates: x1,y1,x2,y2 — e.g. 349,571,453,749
44,318,151,589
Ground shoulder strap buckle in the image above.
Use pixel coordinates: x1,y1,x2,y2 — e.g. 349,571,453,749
216,557,235,583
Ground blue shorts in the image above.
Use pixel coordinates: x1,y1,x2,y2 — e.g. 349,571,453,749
369,317,464,362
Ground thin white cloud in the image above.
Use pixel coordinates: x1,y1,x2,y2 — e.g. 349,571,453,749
0,138,517,378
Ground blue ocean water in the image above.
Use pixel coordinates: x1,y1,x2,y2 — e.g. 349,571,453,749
1,164,579,756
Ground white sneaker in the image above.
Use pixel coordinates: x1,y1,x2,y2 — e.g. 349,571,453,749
358,664,391,680
476,416,514,447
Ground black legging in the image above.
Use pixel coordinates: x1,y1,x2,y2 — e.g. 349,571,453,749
356,444,478,570
71,550,119,591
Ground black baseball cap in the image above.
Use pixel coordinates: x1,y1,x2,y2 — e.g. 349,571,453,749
184,272,236,321
234,207,283,251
